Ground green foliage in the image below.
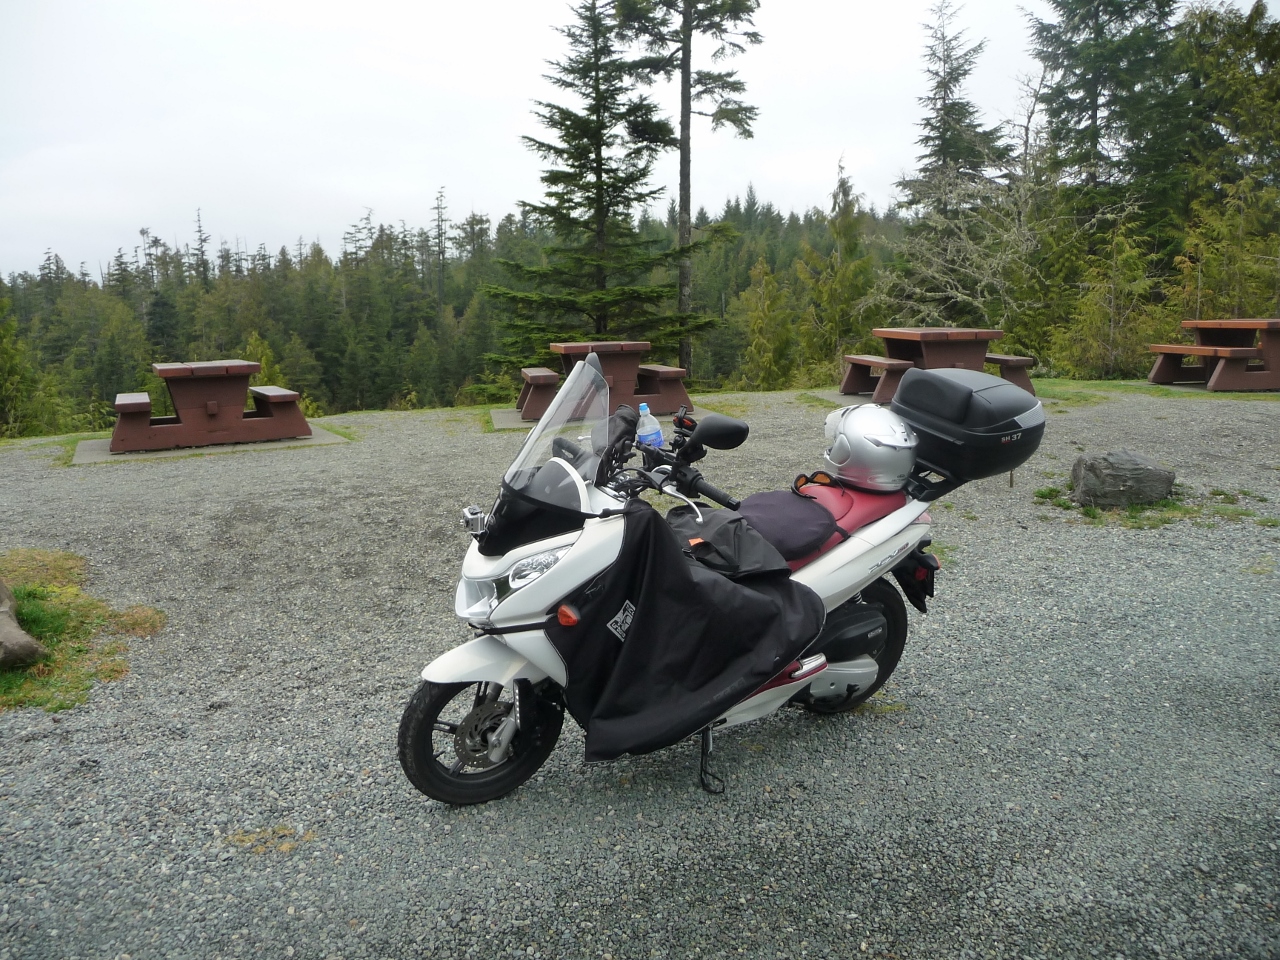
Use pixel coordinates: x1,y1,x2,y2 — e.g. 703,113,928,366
4,0,1279,423
0,299,39,438
1050,224,1177,378
487,0,682,348
739,259,796,389
0,548,164,713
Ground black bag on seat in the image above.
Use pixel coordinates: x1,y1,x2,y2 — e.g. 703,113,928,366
665,505,790,579
736,489,843,561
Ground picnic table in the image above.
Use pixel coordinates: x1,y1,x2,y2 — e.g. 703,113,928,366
1148,319,1280,392
109,360,311,453
516,341,692,421
841,327,1035,402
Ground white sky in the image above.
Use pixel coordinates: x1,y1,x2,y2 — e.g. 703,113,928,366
0,0,1056,276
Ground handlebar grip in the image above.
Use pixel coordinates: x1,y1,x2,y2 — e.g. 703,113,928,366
693,476,741,511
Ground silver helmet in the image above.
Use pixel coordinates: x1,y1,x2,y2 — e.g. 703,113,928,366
823,404,918,492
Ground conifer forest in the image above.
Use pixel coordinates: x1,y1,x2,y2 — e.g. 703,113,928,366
3,0,1279,438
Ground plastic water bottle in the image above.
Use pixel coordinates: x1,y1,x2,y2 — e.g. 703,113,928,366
636,403,664,448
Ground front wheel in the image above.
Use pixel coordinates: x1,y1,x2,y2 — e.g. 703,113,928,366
398,679,563,805
803,577,908,714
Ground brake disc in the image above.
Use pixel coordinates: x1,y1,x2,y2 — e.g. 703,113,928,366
453,702,511,770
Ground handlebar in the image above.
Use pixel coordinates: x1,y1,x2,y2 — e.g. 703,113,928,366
635,442,741,510
687,472,741,511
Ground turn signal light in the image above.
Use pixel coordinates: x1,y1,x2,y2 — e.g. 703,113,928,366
557,604,581,627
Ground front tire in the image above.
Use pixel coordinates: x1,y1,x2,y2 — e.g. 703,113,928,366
398,679,563,805
803,577,908,714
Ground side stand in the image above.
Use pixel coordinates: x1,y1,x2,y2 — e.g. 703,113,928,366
699,727,725,795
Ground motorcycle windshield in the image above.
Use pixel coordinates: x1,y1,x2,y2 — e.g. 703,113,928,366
502,359,610,513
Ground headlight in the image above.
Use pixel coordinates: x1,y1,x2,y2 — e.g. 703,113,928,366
508,547,570,590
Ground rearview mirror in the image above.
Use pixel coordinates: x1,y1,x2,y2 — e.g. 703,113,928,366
688,413,749,451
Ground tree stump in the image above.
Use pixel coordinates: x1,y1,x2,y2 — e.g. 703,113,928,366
1070,449,1175,508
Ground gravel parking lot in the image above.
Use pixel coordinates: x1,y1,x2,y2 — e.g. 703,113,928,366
2,387,1278,960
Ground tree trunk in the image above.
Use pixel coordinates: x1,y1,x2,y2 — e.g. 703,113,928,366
677,0,694,372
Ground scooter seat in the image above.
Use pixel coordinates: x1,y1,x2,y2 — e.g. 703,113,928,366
786,484,906,571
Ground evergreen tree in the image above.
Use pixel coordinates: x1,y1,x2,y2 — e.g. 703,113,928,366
898,0,1009,212
1030,0,1180,195
890,2,1020,328
618,0,762,370
487,0,681,353
0,296,39,438
739,258,795,389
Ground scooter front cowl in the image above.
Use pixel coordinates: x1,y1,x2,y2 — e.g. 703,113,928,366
421,634,550,686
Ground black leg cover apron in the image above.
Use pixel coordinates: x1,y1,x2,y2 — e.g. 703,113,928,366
545,499,826,762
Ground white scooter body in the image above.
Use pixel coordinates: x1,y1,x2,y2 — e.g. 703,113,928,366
427,484,932,728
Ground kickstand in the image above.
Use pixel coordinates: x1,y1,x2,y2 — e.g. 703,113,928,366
699,727,725,795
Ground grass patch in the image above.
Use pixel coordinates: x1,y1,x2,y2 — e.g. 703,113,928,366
0,549,165,712
1032,382,1112,410
1244,556,1276,576
314,420,358,441
1035,378,1280,404
1033,490,1271,530
694,399,748,419
927,542,957,564
31,432,111,467
0,548,87,587
1210,505,1257,521
225,824,318,854
792,392,842,409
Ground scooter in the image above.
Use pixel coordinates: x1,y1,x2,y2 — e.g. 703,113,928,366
398,354,1044,804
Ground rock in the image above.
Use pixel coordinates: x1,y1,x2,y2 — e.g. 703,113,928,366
1070,449,1175,508
0,579,50,669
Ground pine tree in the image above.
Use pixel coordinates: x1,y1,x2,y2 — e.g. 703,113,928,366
898,0,1009,215
0,297,39,438
486,0,682,354
618,0,761,370
739,258,795,389
1030,0,1179,196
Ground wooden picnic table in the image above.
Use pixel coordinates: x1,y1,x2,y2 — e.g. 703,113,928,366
516,341,692,421
1148,319,1280,392
841,327,1035,402
109,359,311,453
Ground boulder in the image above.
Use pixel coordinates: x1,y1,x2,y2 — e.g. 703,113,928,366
1070,449,1175,508
1,579,50,669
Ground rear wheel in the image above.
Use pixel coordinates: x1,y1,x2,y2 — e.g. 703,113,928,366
398,679,563,805
803,577,908,714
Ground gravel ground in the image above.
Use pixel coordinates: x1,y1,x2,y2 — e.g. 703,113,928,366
1,388,1278,960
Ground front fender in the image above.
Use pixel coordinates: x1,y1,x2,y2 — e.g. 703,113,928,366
421,635,550,685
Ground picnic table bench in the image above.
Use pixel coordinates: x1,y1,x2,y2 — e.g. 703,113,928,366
514,341,692,420
1148,320,1280,391
841,328,1036,402
109,360,311,453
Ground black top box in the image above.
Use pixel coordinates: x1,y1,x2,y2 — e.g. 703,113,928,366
890,367,1045,501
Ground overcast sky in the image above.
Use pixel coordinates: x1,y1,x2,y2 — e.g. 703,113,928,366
0,0,1058,276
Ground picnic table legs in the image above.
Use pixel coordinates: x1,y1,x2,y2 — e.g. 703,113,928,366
1148,352,1207,385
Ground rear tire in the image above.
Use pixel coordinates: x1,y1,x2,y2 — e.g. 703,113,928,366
398,679,563,805
803,577,908,714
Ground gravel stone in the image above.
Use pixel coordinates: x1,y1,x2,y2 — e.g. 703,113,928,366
1,391,1277,960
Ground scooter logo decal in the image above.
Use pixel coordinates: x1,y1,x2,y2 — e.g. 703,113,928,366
607,601,635,642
